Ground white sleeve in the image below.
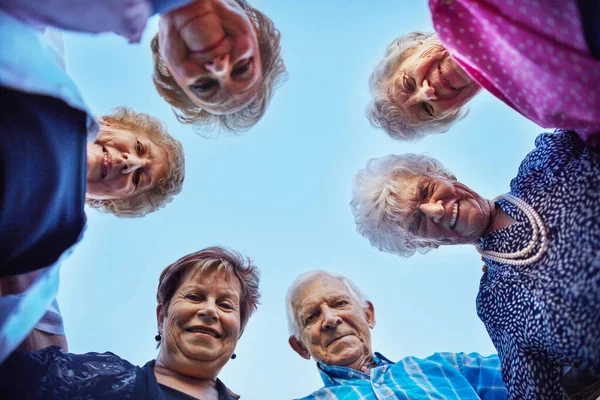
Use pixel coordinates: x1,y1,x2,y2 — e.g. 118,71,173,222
34,299,65,336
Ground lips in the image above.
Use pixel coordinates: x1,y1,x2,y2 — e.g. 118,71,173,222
193,34,228,54
186,326,221,338
101,147,112,180
438,63,458,91
450,201,459,230
326,334,349,347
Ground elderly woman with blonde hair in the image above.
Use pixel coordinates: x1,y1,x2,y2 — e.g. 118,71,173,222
0,246,259,399
367,0,600,146
152,0,287,132
350,130,600,398
87,106,185,218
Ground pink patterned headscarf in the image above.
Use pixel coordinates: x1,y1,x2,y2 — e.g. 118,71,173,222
430,0,600,145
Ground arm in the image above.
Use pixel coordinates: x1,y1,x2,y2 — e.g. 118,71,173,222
0,270,67,352
0,0,154,43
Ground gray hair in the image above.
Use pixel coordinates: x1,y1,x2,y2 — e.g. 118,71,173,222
350,153,455,257
286,270,369,338
366,32,468,141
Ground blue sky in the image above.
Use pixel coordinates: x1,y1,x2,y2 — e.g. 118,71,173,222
59,1,541,398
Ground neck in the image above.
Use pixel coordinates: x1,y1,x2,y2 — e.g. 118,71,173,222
483,200,515,236
154,360,219,400
345,353,377,374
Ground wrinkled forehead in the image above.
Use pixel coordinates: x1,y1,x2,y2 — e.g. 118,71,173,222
292,274,351,312
179,264,241,293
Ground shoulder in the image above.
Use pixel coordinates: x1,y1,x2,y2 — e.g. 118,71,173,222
0,346,140,399
511,130,589,191
216,378,240,400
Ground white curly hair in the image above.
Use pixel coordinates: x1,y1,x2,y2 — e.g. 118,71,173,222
285,270,369,338
350,153,456,257
366,32,469,141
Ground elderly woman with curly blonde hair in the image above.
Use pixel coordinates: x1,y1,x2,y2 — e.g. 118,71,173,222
86,106,185,218
151,0,287,132
350,130,600,398
368,0,600,146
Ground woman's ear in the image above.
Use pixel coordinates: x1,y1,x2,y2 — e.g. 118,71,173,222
156,304,165,333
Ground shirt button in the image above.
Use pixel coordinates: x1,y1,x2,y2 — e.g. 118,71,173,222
373,383,380,388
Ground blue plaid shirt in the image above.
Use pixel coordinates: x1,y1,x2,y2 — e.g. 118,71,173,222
297,352,507,400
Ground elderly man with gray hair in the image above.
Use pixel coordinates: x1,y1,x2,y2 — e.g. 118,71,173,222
286,270,507,399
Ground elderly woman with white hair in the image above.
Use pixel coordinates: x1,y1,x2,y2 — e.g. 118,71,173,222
367,0,600,146
350,129,600,399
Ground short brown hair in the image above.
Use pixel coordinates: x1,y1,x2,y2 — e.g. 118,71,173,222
151,0,287,134
86,107,185,218
157,246,261,331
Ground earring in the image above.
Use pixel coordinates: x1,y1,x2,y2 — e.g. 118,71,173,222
155,334,161,341
231,353,237,360
92,200,103,207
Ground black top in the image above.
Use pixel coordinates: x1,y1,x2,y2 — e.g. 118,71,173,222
0,86,87,276
0,346,239,400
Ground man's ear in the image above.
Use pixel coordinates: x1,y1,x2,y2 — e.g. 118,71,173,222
289,336,311,360
156,304,165,334
364,301,376,329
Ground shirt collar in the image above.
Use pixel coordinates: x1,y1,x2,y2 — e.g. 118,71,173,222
316,352,394,385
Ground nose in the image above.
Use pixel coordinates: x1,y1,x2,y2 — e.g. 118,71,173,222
120,153,144,174
204,54,230,77
321,307,341,330
417,80,437,102
419,201,444,224
198,299,218,321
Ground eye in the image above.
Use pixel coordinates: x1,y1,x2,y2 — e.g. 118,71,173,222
232,57,253,76
333,300,348,308
135,140,143,155
408,210,424,235
219,301,235,310
192,79,218,93
185,293,201,301
132,170,141,188
420,184,430,200
422,102,435,117
304,313,317,325
403,74,416,91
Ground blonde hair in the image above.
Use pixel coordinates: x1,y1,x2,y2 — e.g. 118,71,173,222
366,32,468,141
86,106,185,218
350,153,455,257
151,0,287,134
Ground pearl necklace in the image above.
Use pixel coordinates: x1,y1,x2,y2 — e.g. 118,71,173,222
476,194,548,266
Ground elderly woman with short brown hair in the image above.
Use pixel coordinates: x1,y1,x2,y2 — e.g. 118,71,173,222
0,246,260,399
152,0,287,133
367,0,600,145
87,106,185,218
351,130,600,398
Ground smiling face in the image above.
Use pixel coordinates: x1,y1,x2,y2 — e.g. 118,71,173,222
86,127,168,201
159,0,263,114
389,35,480,123
289,274,375,370
398,174,494,245
157,267,242,380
